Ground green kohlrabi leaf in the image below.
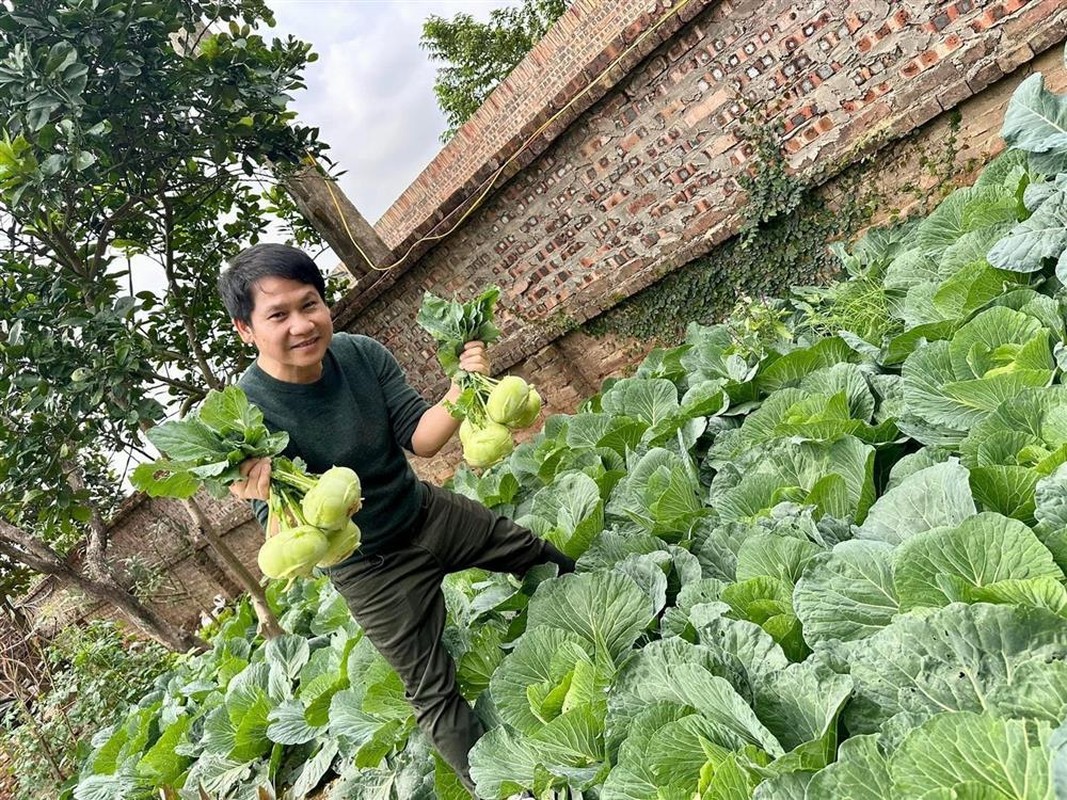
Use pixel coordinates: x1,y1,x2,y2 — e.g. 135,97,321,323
133,386,290,498
608,658,783,758
986,658,1067,723
750,655,852,755
734,534,823,587
263,634,311,682
468,726,540,799
714,436,875,525
416,287,501,377
135,715,192,787
755,337,857,395
911,185,1020,258
265,699,321,746
901,307,1055,442
599,703,701,800
603,637,767,756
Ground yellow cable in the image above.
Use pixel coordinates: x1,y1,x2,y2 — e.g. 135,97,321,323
307,153,390,272
312,0,696,275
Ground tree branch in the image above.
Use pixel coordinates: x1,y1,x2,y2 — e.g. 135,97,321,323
64,463,110,582
161,196,223,390
89,196,140,280
145,369,209,398
0,520,65,575
182,496,283,638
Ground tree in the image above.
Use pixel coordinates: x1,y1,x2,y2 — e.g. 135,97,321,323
0,0,326,649
421,0,570,141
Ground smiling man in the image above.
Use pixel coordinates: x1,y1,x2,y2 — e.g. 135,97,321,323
217,243,573,795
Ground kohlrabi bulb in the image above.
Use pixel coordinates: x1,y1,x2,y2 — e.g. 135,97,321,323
486,375,532,426
302,466,362,530
317,520,362,567
508,388,542,429
257,525,330,580
460,418,514,468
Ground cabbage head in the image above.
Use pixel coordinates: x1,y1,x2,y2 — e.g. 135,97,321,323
257,525,329,579
460,418,514,467
486,376,533,426
302,466,362,530
318,521,362,567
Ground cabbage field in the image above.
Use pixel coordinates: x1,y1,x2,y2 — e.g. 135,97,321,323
64,60,1067,800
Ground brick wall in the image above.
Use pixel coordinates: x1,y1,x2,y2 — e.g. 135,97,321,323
21,492,264,637
330,0,1067,483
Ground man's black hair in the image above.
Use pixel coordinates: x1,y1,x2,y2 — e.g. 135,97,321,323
218,243,328,325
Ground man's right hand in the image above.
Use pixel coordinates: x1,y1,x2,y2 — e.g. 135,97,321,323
230,457,272,502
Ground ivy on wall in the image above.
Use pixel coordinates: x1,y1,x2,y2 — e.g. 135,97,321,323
586,116,964,345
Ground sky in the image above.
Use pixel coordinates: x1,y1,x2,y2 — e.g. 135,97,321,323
268,1,519,225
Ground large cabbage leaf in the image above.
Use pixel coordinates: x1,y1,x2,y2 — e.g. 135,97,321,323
838,603,1067,735
901,306,1055,443
892,512,1063,610
890,712,1054,799
793,539,899,646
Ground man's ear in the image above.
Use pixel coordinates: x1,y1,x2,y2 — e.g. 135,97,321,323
234,318,255,344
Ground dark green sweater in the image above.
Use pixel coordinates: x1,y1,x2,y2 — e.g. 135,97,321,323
239,333,431,560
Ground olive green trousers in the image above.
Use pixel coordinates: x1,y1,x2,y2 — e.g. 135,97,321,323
328,482,575,797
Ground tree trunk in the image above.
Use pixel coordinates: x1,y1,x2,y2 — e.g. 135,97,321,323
281,162,393,278
68,571,206,652
0,521,206,653
181,498,284,639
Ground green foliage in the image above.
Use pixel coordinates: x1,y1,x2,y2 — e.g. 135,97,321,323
0,0,321,449
134,386,368,576
418,288,542,466
44,42,1067,800
793,226,914,345
0,0,325,634
417,287,502,378
131,385,290,499
0,621,176,800
421,0,570,141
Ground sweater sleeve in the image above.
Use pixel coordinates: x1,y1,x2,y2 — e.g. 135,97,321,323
355,335,432,451
251,498,269,529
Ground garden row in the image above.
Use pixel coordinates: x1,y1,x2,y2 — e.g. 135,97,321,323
64,53,1067,800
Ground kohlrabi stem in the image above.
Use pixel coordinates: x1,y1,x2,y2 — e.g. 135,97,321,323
279,485,309,527
266,488,285,537
270,457,318,494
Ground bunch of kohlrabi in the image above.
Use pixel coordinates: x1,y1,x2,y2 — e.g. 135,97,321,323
132,386,363,580
417,286,543,467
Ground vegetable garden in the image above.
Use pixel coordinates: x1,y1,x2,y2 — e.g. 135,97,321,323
21,41,1067,800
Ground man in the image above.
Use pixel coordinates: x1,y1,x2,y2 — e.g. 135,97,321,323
218,243,573,796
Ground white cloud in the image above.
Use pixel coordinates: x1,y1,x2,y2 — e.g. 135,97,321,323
269,1,518,224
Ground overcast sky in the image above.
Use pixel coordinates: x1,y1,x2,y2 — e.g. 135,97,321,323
268,1,519,225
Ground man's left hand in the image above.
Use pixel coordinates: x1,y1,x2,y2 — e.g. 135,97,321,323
459,340,490,376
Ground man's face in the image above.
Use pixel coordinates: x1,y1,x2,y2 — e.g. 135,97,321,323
234,276,333,383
